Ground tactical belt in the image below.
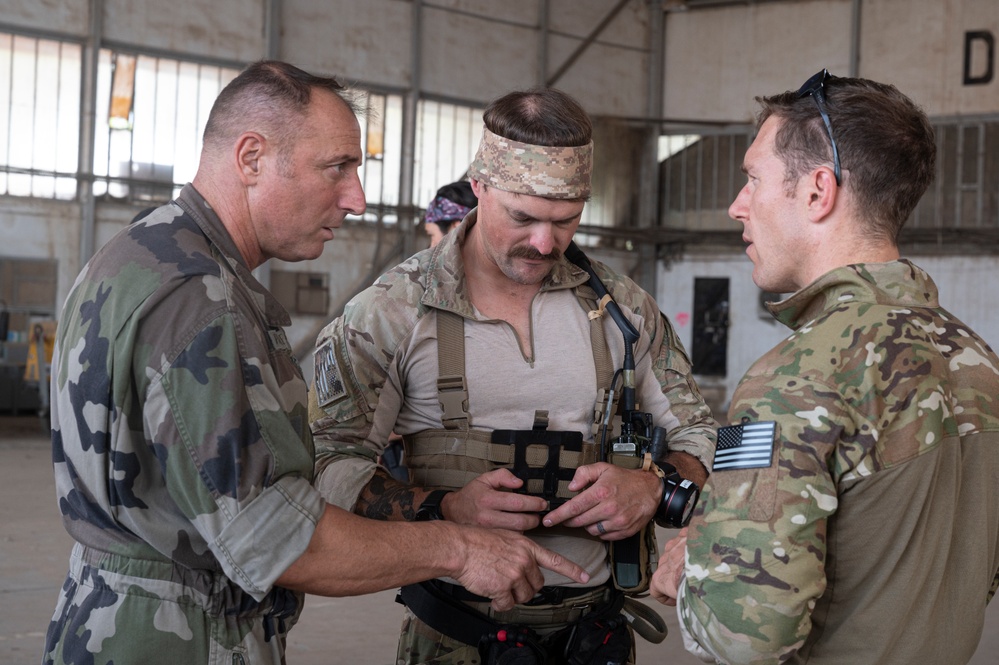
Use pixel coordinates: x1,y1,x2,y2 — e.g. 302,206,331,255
397,579,622,646
429,579,609,607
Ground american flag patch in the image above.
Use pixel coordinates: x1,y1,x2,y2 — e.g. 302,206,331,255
713,421,777,471
315,340,346,408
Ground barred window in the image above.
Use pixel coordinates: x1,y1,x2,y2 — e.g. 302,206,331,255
92,51,240,203
414,100,483,209
0,33,81,200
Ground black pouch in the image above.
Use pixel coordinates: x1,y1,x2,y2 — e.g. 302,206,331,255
479,626,546,665
562,612,631,665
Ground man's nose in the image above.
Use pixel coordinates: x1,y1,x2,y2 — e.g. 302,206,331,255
530,224,556,255
728,184,749,223
343,173,366,216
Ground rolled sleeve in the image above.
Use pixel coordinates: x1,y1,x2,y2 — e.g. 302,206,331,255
213,475,325,600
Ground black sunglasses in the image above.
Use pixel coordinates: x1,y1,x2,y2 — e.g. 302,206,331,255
796,69,842,185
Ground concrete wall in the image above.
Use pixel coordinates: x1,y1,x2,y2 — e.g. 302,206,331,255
664,0,853,124
662,0,999,122
0,197,81,314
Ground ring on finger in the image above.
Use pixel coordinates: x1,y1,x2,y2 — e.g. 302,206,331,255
596,521,607,535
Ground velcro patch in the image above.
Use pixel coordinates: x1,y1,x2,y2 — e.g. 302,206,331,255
713,421,776,471
314,339,346,408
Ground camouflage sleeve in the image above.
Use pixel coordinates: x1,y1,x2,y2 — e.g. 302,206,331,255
146,310,324,600
310,259,427,510
310,314,383,511
677,373,842,663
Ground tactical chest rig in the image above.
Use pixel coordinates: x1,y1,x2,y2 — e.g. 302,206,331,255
401,282,658,593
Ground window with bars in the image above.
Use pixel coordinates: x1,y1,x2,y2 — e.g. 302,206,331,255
1,31,485,218
92,51,240,202
659,120,999,238
354,90,404,221
0,33,81,200
414,100,483,208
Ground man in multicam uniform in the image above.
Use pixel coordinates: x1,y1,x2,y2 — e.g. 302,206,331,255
43,61,586,665
651,71,999,664
310,87,716,665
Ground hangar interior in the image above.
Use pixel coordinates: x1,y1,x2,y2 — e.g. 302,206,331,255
1,0,998,415
1,1,998,663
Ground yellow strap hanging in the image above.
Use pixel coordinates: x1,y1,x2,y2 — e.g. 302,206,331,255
587,294,612,320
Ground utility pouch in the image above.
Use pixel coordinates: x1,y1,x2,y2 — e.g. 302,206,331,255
539,591,631,665
563,612,632,665
607,453,657,594
479,626,545,665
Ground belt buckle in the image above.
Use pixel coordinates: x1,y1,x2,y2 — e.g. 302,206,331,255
528,586,564,606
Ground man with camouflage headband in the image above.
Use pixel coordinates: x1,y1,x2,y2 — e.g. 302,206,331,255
310,87,716,664
651,71,999,664
43,61,587,665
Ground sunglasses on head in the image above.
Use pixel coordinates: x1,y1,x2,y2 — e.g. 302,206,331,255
796,68,842,185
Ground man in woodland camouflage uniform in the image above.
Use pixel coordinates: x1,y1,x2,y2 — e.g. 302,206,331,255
43,61,586,665
651,71,999,664
310,87,716,664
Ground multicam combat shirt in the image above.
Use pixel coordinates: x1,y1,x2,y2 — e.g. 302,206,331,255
677,260,999,665
44,185,325,665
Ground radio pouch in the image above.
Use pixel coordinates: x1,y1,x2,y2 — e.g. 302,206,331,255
607,452,657,594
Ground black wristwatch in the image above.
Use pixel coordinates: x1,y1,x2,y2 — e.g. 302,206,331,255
653,462,701,529
415,489,452,521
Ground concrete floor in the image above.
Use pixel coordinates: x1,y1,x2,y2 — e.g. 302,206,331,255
1,414,996,665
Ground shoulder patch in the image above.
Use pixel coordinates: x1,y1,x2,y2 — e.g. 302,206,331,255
713,421,776,471
315,339,347,408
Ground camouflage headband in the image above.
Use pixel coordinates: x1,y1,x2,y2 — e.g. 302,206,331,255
468,127,592,199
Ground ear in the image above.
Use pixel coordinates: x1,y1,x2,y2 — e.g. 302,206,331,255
235,132,265,185
803,165,839,223
469,177,486,198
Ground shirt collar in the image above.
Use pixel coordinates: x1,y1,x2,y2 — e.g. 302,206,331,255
175,183,292,327
769,259,939,330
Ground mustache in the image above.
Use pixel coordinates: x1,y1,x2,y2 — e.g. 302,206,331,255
509,246,562,261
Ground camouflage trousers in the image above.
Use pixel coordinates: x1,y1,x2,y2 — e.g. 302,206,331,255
395,585,636,665
43,543,302,665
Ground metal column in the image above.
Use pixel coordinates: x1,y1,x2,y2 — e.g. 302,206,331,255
77,0,103,267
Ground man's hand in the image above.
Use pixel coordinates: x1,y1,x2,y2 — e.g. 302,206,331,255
650,528,687,607
450,524,590,612
540,462,661,539
443,468,549,531
277,504,587,610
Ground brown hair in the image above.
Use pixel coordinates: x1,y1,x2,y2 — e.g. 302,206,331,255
757,76,936,242
203,60,360,158
483,87,592,147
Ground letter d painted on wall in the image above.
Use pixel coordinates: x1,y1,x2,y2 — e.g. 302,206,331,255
964,31,995,85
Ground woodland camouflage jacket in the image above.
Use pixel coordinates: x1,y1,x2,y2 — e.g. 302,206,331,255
45,185,324,665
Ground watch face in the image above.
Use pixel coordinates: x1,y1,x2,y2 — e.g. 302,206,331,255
680,489,699,526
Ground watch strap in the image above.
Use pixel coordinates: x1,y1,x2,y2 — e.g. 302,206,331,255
415,489,452,521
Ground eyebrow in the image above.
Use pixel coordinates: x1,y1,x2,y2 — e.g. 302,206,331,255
321,152,363,168
506,206,581,224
